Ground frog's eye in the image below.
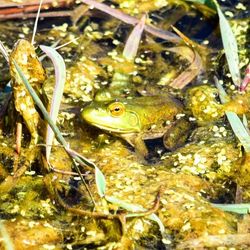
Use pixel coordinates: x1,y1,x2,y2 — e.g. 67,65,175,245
108,102,125,117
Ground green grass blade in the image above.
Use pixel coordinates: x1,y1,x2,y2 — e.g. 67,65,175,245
181,0,241,86
111,15,145,89
95,166,106,197
216,5,241,86
106,195,145,212
40,45,66,161
105,195,165,235
212,203,250,214
215,79,230,103
243,115,249,130
148,213,165,235
215,78,250,152
225,111,250,152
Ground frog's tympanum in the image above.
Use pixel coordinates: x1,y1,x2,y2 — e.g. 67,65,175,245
81,96,190,156
9,39,46,145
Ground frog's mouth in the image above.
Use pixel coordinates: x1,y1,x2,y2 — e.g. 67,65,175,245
89,121,135,134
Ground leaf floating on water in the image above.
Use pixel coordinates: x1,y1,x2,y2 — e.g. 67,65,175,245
40,45,66,162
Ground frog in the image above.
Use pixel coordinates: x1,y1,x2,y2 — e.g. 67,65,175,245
9,39,46,145
81,95,191,157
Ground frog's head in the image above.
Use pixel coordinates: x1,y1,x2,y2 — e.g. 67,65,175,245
81,100,141,134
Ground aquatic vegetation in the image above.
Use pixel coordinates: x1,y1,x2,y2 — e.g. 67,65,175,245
0,0,249,248
40,45,66,161
94,164,166,242
82,0,181,43
240,63,250,91
215,78,250,153
9,39,46,145
215,0,241,87
186,85,224,124
82,0,206,89
95,15,146,101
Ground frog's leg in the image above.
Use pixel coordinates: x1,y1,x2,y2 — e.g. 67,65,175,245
133,135,148,157
122,133,148,157
163,118,191,151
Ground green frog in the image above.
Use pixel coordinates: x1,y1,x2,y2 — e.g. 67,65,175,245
81,95,191,157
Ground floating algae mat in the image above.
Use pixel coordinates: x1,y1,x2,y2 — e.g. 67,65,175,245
0,0,249,249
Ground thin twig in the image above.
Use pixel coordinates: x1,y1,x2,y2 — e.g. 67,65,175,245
49,163,90,177
31,0,43,45
125,187,161,218
15,121,22,154
0,10,74,20
55,188,121,220
54,37,80,51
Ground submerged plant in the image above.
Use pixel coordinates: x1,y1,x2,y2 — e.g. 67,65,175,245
94,165,167,242
186,0,241,87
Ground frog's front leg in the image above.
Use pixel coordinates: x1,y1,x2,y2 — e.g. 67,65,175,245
133,135,148,158
122,133,148,157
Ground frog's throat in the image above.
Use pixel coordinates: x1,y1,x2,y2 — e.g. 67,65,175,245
89,122,138,134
